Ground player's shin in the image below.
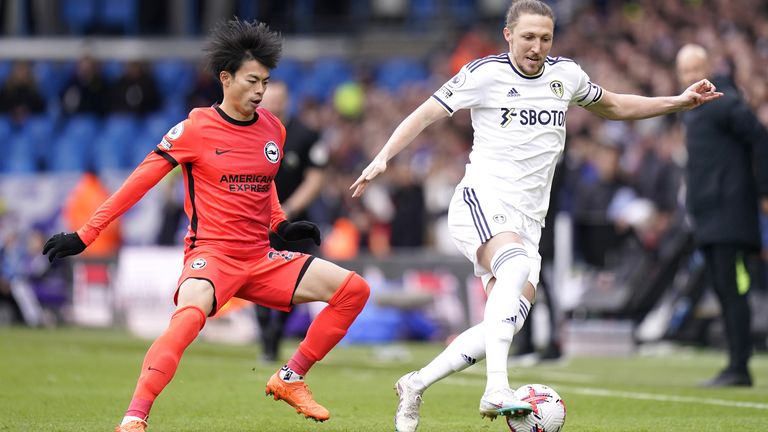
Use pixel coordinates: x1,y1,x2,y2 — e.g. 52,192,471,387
287,272,370,375
123,306,206,423
414,323,486,390
484,244,530,393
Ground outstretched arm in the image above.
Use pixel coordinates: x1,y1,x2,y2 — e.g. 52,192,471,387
350,97,448,197
42,152,174,262
586,78,723,120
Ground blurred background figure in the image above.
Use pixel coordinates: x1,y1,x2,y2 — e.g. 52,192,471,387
676,44,768,387
185,63,223,111
63,170,122,259
255,80,329,362
60,55,107,116
0,60,45,122
107,60,160,114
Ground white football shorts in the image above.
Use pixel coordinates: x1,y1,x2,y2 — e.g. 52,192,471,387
447,184,542,289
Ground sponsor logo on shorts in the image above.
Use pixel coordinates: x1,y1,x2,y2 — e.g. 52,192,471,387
493,214,507,224
268,251,295,261
190,258,207,269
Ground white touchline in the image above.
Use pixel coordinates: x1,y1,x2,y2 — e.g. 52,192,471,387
443,377,768,410
562,386,768,410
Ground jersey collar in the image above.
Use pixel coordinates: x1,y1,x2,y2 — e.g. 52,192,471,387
507,53,545,80
214,104,259,126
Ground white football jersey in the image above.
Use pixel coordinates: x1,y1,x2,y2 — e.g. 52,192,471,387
433,52,603,224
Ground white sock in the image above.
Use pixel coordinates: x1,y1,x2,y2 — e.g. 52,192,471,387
484,244,530,393
515,296,532,335
278,365,304,382
120,416,145,426
415,323,486,391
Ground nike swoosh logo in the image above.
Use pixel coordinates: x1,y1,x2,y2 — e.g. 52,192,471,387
215,149,232,155
147,366,166,374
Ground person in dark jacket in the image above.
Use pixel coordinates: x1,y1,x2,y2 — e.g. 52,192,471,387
676,44,768,387
255,80,329,362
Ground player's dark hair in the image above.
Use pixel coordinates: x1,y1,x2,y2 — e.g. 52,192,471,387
204,17,282,78
505,0,555,30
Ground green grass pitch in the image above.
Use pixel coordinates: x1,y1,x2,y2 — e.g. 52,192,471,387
1,327,766,431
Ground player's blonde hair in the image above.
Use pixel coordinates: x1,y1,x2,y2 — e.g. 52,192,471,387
505,0,555,30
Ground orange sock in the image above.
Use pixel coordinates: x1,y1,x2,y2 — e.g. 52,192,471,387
288,272,370,375
124,305,206,420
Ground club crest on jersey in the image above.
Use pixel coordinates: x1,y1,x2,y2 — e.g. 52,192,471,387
550,80,564,98
167,121,184,140
264,141,280,163
447,71,466,88
190,258,207,269
493,214,507,224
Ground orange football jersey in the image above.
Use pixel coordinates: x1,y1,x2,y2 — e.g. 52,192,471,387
78,105,288,258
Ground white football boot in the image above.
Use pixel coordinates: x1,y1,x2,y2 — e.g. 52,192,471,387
479,387,533,420
394,372,424,432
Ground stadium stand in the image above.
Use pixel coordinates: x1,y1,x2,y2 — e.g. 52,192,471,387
0,1,766,355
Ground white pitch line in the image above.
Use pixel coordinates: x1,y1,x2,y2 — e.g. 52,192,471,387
562,386,768,410
443,377,768,410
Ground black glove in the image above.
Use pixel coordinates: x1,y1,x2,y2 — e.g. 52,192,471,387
276,220,321,246
42,232,87,262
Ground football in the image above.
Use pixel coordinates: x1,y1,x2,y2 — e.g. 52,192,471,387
506,384,566,432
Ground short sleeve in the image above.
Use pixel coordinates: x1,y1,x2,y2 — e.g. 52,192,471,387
570,65,603,107
431,65,483,116
307,139,329,169
154,118,199,166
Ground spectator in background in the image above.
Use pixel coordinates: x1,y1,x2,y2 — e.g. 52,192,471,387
63,170,121,259
449,27,500,74
572,139,628,268
186,63,223,111
155,168,185,246
0,61,45,121
60,55,107,115
255,80,329,362
676,44,768,387
513,157,565,362
108,60,161,114
388,159,426,248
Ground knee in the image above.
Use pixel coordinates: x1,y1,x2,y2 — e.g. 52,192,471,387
330,272,370,309
491,244,530,279
176,278,215,315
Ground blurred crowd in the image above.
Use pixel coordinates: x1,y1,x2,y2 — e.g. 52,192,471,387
2,0,767,327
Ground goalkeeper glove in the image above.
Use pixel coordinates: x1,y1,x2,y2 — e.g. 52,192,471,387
276,220,321,246
42,232,87,262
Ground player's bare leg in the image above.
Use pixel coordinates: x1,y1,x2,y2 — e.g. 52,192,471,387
265,258,369,422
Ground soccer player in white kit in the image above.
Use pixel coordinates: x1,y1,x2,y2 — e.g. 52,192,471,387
351,1,722,431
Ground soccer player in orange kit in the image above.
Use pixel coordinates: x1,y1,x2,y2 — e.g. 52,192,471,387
42,18,370,432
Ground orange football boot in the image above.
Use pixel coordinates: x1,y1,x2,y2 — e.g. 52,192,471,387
114,419,147,432
265,372,331,422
